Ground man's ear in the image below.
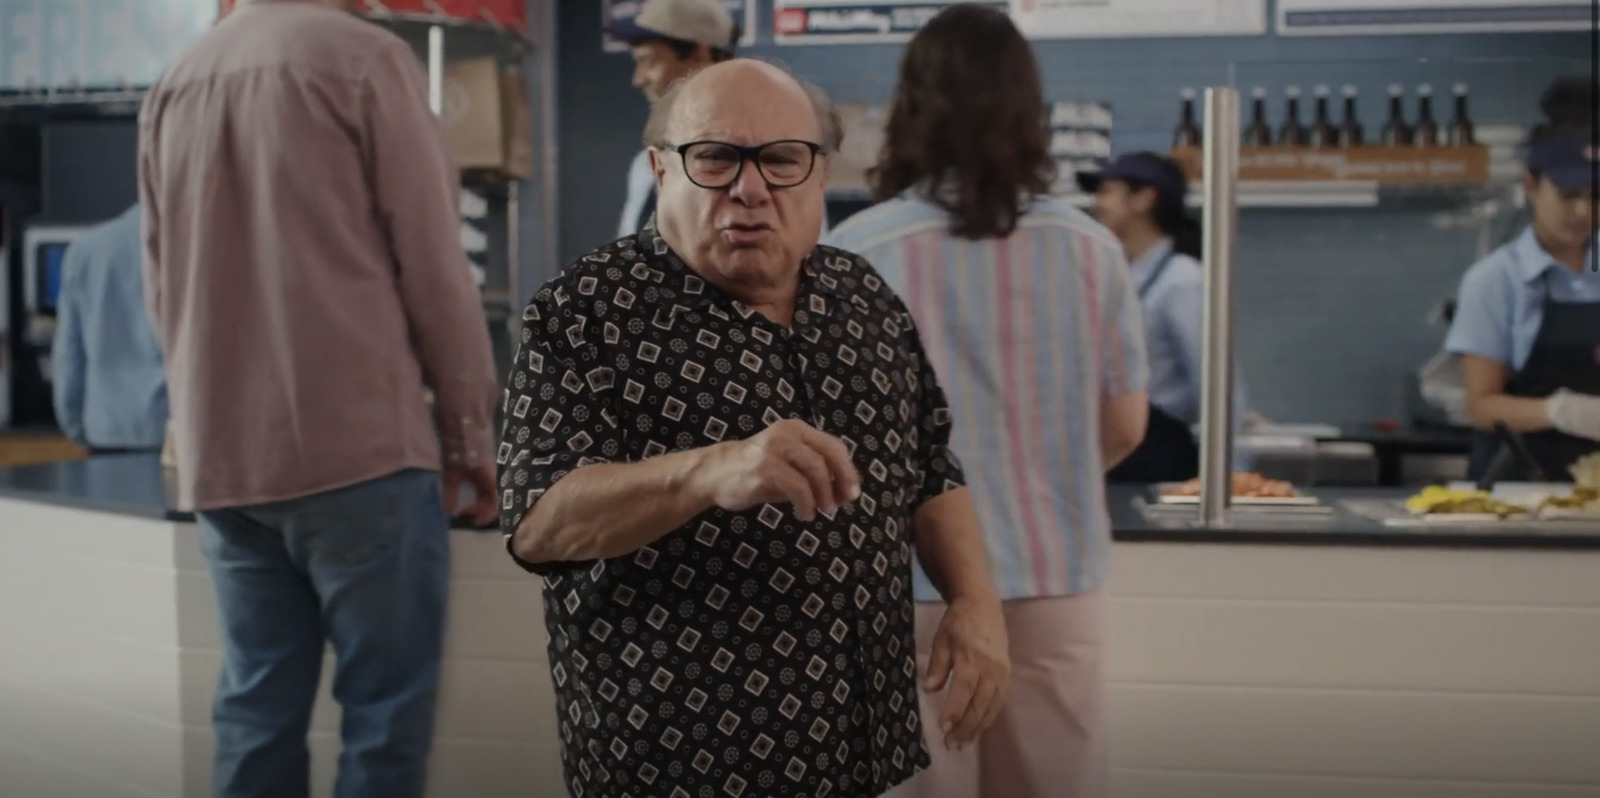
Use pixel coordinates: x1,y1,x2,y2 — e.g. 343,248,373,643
648,148,667,188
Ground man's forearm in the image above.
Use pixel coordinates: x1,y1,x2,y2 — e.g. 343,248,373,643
1469,393,1554,434
911,487,998,603
512,447,719,565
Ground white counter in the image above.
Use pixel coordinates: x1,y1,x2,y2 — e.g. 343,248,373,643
5,474,1600,798
0,497,566,798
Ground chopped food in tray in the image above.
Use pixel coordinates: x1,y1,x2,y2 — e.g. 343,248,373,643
1404,486,1527,518
1404,479,1600,521
1161,472,1296,498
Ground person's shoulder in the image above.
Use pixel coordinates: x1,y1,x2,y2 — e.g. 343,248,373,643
1456,239,1523,298
174,3,405,84
824,196,948,253
526,234,657,314
1018,196,1124,251
1162,251,1205,289
811,242,907,311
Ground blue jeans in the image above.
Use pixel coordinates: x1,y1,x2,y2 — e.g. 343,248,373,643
197,469,449,798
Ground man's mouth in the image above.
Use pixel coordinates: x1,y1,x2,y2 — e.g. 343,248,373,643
723,223,773,246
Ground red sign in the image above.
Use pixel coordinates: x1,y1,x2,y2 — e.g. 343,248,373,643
774,8,807,35
219,0,527,34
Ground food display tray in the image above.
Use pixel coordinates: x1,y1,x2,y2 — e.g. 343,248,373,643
1150,484,1320,506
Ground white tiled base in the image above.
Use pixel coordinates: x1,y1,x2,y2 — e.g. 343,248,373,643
0,499,568,798
5,499,1600,798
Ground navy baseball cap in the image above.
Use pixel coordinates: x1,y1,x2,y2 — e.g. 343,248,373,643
1527,130,1599,191
608,0,737,50
1075,151,1189,203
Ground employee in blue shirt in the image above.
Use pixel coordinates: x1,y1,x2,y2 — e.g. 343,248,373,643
1080,152,1251,482
1445,124,1600,481
51,203,168,452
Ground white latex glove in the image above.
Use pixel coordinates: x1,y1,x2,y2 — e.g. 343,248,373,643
1546,389,1600,442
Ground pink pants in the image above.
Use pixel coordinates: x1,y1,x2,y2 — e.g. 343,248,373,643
886,591,1108,798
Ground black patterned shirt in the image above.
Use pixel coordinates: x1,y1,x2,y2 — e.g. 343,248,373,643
497,223,966,798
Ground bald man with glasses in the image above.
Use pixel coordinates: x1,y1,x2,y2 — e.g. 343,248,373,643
497,59,1009,798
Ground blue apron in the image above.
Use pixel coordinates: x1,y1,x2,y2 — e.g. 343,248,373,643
1467,268,1600,482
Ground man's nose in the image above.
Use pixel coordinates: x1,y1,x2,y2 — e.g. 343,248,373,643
727,159,772,204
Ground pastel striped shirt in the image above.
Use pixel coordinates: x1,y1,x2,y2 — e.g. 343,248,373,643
825,194,1149,600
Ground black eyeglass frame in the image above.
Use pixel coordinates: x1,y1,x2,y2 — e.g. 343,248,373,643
661,139,826,190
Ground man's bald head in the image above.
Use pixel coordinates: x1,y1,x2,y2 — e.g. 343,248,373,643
642,58,841,153
642,57,837,314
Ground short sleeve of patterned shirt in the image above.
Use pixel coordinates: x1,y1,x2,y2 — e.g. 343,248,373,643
496,223,966,798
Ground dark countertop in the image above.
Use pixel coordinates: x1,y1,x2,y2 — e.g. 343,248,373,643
3,454,1599,549
0,453,496,531
1106,485,1600,549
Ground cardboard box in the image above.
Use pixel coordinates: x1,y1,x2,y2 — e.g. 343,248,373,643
441,57,534,180
1170,145,1490,185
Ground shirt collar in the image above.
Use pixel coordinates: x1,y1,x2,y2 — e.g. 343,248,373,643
1511,226,1598,284
637,216,848,311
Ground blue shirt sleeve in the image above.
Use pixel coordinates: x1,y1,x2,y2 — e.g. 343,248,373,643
1444,259,1514,366
51,245,89,444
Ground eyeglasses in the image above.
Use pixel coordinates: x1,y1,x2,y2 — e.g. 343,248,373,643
663,139,823,190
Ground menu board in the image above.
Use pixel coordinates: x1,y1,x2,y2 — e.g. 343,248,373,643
773,1,1007,44
1276,0,1592,35
603,0,756,52
0,0,211,91
1010,0,1267,38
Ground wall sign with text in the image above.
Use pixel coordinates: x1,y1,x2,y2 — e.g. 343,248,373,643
602,0,756,53
1276,0,1592,35
1010,0,1266,39
773,1,1008,44
0,0,211,91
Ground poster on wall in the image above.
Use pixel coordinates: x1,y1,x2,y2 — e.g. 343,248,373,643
0,0,212,91
603,0,757,53
1276,0,1592,35
773,1,1008,45
1010,0,1266,38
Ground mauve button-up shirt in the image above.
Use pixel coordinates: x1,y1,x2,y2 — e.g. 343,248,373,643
138,0,498,510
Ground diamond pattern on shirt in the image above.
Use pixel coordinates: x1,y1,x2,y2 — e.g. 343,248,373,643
497,222,965,798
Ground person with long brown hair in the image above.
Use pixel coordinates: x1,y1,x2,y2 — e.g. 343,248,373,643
825,5,1149,797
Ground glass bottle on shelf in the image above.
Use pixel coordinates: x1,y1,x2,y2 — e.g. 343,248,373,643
1278,86,1308,147
1243,86,1273,147
1173,87,1202,148
1414,83,1440,147
1338,85,1364,147
1380,83,1413,146
1447,83,1475,146
1308,85,1337,148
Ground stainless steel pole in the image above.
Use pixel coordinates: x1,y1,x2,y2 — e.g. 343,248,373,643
1198,86,1241,527
426,25,444,116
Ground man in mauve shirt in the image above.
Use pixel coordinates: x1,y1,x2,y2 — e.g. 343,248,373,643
138,0,500,795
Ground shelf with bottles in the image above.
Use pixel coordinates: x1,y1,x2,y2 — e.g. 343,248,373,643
1170,81,1488,186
